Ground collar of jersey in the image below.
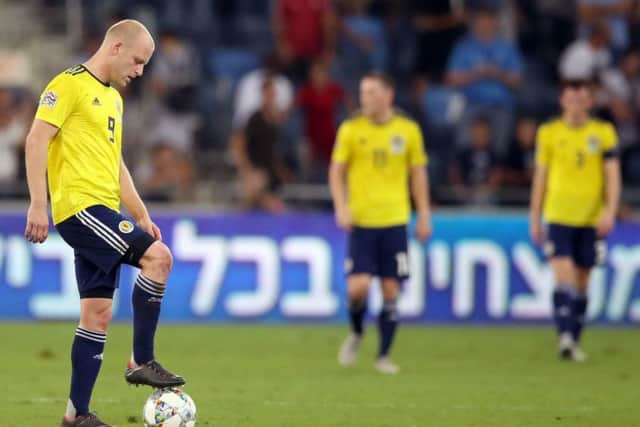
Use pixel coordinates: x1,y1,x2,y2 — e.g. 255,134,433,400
79,64,110,87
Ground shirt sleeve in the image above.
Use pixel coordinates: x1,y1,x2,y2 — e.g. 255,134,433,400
408,122,427,167
35,74,78,129
534,124,551,166
331,121,352,164
601,122,619,158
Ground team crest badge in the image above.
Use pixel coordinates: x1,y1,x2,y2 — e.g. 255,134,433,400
40,91,58,107
390,135,405,153
118,220,134,234
587,136,600,153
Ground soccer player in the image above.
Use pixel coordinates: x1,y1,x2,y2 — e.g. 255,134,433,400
530,78,621,362
24,20,185,427
330,72,432,374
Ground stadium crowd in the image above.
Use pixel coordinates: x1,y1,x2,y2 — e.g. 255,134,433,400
2,0,640,213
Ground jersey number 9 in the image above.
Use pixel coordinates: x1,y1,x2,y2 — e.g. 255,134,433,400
107,116,116,143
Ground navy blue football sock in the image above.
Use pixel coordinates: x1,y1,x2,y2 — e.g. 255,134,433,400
69,327,106,416
552,285,574,337
348,298,367,336
132,273,165,365
377,300,398,358
571,293,588,343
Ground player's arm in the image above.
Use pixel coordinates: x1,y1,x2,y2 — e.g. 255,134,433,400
597,123,622,237
529,165,547,244
329,161,352,231
598,157,621,237
530,125,551,244
409,123,431,243
24,119,58,243
120,159,162,241
410,165,432,243
330,122,353,230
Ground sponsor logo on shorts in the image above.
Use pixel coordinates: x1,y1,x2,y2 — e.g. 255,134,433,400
93,353,104,360
119,220,134,234
40,90,58,107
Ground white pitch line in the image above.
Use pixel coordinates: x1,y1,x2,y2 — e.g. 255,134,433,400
11,397,121,404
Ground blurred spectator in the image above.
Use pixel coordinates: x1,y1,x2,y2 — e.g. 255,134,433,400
230,80,292,212
145,110,199,154
151,29,200,113
0,88,29,185
119,79,149,169
338,0,388,84
502,116,537,188
446,6,522,155
559,21,611,80
138,143,195,202
411,0,466,82
297,60,350,182
72,32,102,65
521,1,577,78
601,49,640,149
232,53,294,131
273,0,336,83
577,0,632,54
448,116,501,204
601,49,640,110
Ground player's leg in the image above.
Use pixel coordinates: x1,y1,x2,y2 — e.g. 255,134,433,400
567,267,591,362
549,256,578,358
338,227,376,366
56,211,123,426
374,225,408,374
374,277,400,374
126,240,185,387
132,240,172,365
62,295,114,427
546,224,578,359
338,274,372,366
569,228,602,361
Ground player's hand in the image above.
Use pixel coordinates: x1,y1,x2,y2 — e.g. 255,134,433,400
530,219,543,245
415,213,432,243
335,206,353,231
138,216,163,241
596,212,615,238
25,203,49,244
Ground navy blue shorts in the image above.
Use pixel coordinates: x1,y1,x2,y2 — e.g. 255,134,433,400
55,205,156,297
346,225,409,280
544,223,605,268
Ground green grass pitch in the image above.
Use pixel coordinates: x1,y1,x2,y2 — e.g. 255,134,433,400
1,323,638,427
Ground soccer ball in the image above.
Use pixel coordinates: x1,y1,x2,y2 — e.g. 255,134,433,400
143,388,196,427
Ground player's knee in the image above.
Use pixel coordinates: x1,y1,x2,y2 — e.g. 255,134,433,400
145,242,173,277
381,279,399,300
347,278,369,300
88,305,113,332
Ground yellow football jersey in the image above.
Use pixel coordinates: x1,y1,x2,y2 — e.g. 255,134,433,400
535,117,618,227
332,112,427,227
35,65,123,224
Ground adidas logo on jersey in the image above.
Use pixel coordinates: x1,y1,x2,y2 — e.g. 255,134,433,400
92,97,101,106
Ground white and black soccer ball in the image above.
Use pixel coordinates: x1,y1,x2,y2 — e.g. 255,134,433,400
143,388,196,427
